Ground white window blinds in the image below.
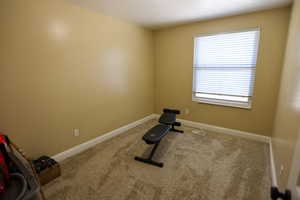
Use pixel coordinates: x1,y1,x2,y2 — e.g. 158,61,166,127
193,29,260,107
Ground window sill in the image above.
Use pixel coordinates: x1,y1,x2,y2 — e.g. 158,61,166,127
192,97,252,109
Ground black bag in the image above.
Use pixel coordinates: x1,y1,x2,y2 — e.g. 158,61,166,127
33,156,58,174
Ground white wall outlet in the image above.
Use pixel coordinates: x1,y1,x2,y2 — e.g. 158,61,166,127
73,128,80,137
279,165,285,176
184,108,190,115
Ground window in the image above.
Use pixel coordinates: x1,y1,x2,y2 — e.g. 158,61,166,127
192,29,260,109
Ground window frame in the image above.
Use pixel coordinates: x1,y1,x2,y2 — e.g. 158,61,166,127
192,28,260,109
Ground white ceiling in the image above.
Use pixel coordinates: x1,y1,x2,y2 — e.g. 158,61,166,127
66,0,292,29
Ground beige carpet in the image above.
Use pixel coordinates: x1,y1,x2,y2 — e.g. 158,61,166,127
43,120,270,200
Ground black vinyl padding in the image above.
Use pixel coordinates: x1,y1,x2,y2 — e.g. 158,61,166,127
143,124,170,144
159,112,176,125
163,109,180,114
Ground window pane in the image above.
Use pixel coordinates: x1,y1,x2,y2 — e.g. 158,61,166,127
194,30,259,68
193,29,259,100
193,68,255,97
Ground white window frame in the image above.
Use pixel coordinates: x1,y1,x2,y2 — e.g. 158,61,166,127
192,28,260,109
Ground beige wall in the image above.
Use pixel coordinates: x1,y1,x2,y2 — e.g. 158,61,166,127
154,7,290,137
272,0,300,188
0,0,154,158
0,0,294,164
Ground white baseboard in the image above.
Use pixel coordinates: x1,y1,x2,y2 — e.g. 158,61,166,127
52,114,156,162
269,139,278,187
153,114,270,143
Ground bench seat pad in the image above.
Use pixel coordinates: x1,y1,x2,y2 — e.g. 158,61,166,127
159,113,176,125
143,124,170,144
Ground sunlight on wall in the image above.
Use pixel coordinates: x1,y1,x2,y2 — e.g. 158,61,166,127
49,21,70,40
101,49,129,94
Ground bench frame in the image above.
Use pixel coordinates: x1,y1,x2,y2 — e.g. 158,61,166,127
170,122,184,133
134,141,163,168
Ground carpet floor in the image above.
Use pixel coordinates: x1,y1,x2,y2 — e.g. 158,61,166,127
43,120,271,200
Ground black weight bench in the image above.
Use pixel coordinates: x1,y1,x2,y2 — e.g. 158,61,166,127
134,108,183,168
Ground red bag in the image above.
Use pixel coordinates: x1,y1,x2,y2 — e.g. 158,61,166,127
0,153,7,194
0,134,10,194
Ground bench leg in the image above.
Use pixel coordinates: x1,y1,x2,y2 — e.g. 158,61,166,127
134,142,164,168
134,156,163,168
170,124,184,133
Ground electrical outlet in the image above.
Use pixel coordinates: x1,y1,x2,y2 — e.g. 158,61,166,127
73,128,80,137
279,165,284,176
